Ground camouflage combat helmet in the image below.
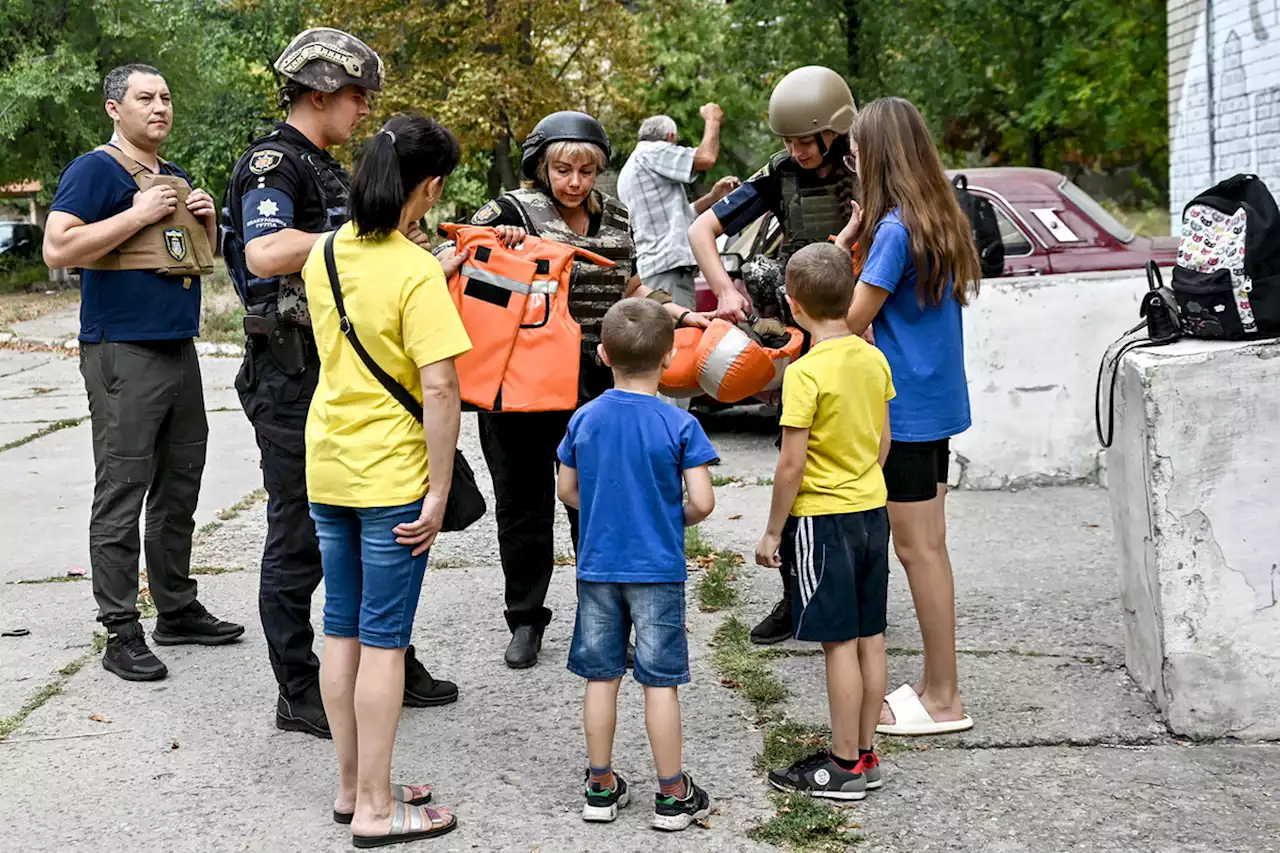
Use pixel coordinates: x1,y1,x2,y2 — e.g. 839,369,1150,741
274,27,384,94
520,111,612,181
768,66,856,137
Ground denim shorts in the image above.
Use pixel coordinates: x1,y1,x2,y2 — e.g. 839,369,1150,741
310,501,429,649
567,580,689,687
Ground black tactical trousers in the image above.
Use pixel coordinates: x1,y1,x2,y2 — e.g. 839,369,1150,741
81,341,207,625
476,410,579,632
236,342,322,700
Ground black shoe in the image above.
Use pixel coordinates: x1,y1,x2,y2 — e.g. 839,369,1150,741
767,749,866,801
403,645,459,707
582,769,631,822
651,773,711,831
152,600,245,646
749,598,792,645
504,625,543,669
102,621,168,682
276,688,331,739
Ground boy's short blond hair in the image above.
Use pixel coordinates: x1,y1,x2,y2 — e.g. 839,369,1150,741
601,298,674,375
786,242,855,320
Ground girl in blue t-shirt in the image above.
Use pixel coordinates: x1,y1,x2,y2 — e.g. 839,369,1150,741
835,97,981,737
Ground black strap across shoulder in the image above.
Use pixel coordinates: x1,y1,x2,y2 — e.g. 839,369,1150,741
323,230,424,423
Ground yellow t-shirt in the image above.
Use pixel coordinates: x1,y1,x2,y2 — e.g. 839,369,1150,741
302,222,472,508
779,334,896,516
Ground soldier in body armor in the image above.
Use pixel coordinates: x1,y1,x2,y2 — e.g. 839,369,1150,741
688,66,859,645
221,28,456,739
467,111,709,668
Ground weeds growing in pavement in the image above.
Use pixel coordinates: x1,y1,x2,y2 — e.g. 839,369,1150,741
684,526,714,559
0,632,108,741
696,551,740,612
710,616,786,712
710,473,741,487
748,792,864,852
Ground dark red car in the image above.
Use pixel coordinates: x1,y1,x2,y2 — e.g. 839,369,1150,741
694,167,1179,312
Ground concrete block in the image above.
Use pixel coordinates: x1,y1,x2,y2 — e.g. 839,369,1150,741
1108,338,1280,739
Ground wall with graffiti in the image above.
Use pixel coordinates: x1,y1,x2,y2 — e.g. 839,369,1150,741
1169,0,1280,218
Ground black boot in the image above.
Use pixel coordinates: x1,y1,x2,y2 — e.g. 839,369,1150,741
277,685,331,739
504,625,543,669
750,597,793,645
152,600,245,646
102,620,168,682
403,645,459,707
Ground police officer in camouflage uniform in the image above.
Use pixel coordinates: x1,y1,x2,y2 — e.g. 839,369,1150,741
466,111,706,668
221,28,457,737
688,66,859,645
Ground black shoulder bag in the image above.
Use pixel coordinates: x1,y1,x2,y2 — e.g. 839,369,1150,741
323,231,486,531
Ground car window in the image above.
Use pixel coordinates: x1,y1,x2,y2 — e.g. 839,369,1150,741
0,223,14,249
1058,179,1134,243
993,207,1033,256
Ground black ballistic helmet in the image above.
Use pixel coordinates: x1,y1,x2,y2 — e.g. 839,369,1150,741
520,111,612,181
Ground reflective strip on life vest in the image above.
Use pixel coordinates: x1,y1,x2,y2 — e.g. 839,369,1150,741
698,325,755,399
461,264,532,295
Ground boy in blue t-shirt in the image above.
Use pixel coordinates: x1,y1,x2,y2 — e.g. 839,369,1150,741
557,298,719,831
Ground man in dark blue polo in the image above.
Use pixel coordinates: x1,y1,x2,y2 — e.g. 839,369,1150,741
43,64,243,683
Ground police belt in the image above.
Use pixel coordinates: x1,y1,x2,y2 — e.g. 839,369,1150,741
243,312,314,376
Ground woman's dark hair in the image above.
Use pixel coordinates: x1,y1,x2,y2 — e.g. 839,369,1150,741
350,115,461,240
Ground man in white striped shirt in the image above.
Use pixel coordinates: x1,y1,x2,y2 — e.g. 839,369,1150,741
618,105,739,311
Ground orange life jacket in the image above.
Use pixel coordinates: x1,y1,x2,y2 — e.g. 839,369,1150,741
659,319,805,404
439,223,615,412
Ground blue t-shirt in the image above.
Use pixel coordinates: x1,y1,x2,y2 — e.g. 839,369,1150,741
557,390,720,583
51,149,202,342
860,210,971,442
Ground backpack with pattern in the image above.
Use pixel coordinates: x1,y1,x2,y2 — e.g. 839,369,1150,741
1172,174,1280,339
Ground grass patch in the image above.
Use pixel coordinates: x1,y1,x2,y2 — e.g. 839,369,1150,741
553,550,576,566
190,566,244,576
31,386,56,395
684,526,714,559
759,720,831,774
756,476,774,486
217,488,267,521
199,269,246,344
711,615,786,713
0,285,77,332
710,474,741,487
748,792,864,852
0,417,86,453
12,572,87,585
696,551,740,612
0,681,64,740
92,631,107,654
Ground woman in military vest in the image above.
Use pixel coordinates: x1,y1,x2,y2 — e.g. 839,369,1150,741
468,111,705,669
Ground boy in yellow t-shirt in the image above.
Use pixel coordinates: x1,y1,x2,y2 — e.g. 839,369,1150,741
755,242,895,802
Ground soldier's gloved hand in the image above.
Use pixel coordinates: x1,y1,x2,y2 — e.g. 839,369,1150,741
186,188,216,222
436,246,472,279
492,225,526,247
133,185,178,225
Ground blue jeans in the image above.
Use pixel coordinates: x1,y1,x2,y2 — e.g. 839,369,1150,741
310,501,429,649
568,580,689,687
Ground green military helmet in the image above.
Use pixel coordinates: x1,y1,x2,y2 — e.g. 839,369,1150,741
274,27,384,94
767,66,856,137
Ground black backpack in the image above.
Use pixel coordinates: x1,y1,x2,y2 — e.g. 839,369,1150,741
1171,174,1280,339
952,173,1005,278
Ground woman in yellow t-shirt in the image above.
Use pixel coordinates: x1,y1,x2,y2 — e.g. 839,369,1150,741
300,115,471,846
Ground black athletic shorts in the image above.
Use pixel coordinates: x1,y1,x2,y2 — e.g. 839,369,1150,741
781,509,890,642
883,438,951,503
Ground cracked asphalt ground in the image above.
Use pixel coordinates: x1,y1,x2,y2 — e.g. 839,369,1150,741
1,347,1277,853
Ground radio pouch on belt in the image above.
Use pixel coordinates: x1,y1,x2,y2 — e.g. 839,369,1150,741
437,223,615,412
81,144,216,277
322,231,486,533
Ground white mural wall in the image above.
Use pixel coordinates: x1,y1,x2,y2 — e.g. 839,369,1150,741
1170,0,1280,218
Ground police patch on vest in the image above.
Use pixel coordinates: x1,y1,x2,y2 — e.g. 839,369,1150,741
164,228,188,262
471,200,502,225
249,150,284,175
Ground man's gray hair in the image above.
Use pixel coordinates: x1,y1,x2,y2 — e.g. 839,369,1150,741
638,115,678,142
104,64,162,103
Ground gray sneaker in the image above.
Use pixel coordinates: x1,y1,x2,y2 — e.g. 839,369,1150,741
858,753,883,790
768,750,866,801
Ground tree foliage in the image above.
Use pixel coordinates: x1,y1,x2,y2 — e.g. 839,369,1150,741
0,0,1171,210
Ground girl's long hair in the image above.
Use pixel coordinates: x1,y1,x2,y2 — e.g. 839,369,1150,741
851,98,980,306
350,115,460,241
